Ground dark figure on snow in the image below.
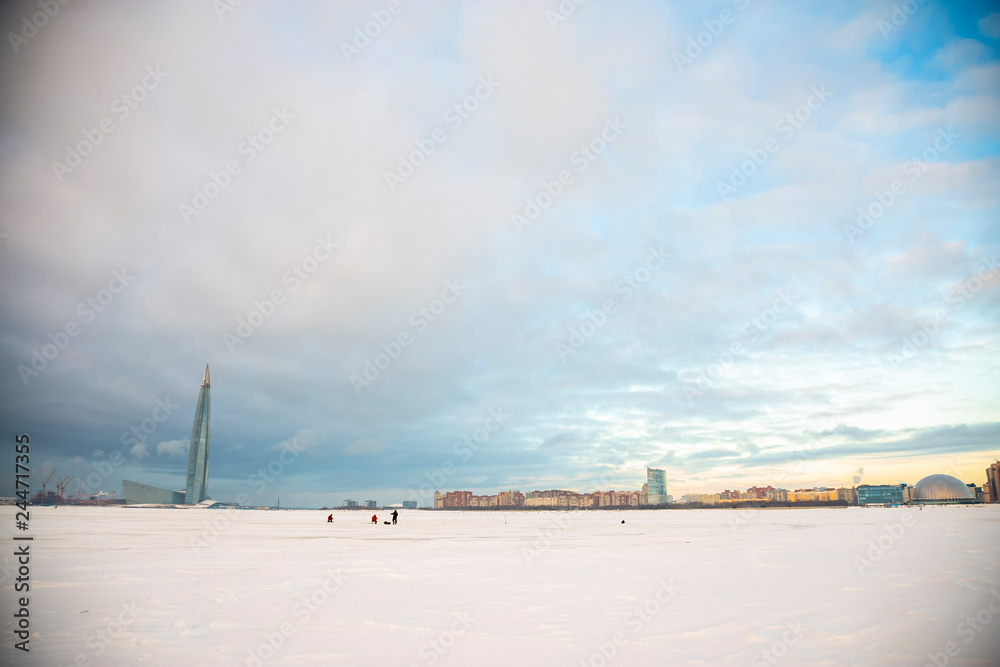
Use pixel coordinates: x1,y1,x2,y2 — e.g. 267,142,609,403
371,514,378,524
327,514,333,523
391,510,398,525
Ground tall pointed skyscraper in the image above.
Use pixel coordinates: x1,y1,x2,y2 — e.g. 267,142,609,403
123,363,215,505
184,362,212,504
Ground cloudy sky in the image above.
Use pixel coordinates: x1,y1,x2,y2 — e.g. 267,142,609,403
1,0,998,507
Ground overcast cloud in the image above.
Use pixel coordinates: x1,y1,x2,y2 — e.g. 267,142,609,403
1,0,998,507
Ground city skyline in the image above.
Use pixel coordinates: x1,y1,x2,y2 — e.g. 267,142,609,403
10,348,1000,505
49,359,999,508
1,1,999,508
8,355,1000,507
330,469,991,509
370,464,995,509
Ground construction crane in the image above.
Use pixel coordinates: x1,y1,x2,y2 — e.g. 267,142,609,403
37,470,55,503
57,475,73,500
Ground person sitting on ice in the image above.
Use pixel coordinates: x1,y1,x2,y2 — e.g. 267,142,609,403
327,514,333,523
371,513,378,524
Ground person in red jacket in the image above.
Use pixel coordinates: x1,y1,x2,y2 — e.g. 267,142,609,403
371,514,378,524
327,514,333,523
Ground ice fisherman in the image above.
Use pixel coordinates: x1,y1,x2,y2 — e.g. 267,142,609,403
371,513,378,524
391,510,398,525
327,514,333,523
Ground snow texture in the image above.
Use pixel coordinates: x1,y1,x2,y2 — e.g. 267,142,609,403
2,505,999,666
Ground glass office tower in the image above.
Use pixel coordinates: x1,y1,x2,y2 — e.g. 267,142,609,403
184,363,212,504
647,467,667,505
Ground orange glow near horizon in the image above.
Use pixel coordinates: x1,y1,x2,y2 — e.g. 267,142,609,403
665,452,1000,497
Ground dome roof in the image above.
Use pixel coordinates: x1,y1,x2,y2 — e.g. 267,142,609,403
912,474,975,502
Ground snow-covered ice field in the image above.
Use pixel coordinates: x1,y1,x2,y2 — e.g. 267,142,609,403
2,504,999,666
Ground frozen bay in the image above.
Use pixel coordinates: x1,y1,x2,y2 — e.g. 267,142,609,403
3,505,999,666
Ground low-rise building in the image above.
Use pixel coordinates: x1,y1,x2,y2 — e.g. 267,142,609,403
857,484,906,506
789,489,838,502
837,487,857,504
968,484,988,503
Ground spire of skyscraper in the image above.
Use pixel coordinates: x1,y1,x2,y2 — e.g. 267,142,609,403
202,361,210,388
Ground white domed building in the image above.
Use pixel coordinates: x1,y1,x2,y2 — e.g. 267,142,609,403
911,474,977,505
